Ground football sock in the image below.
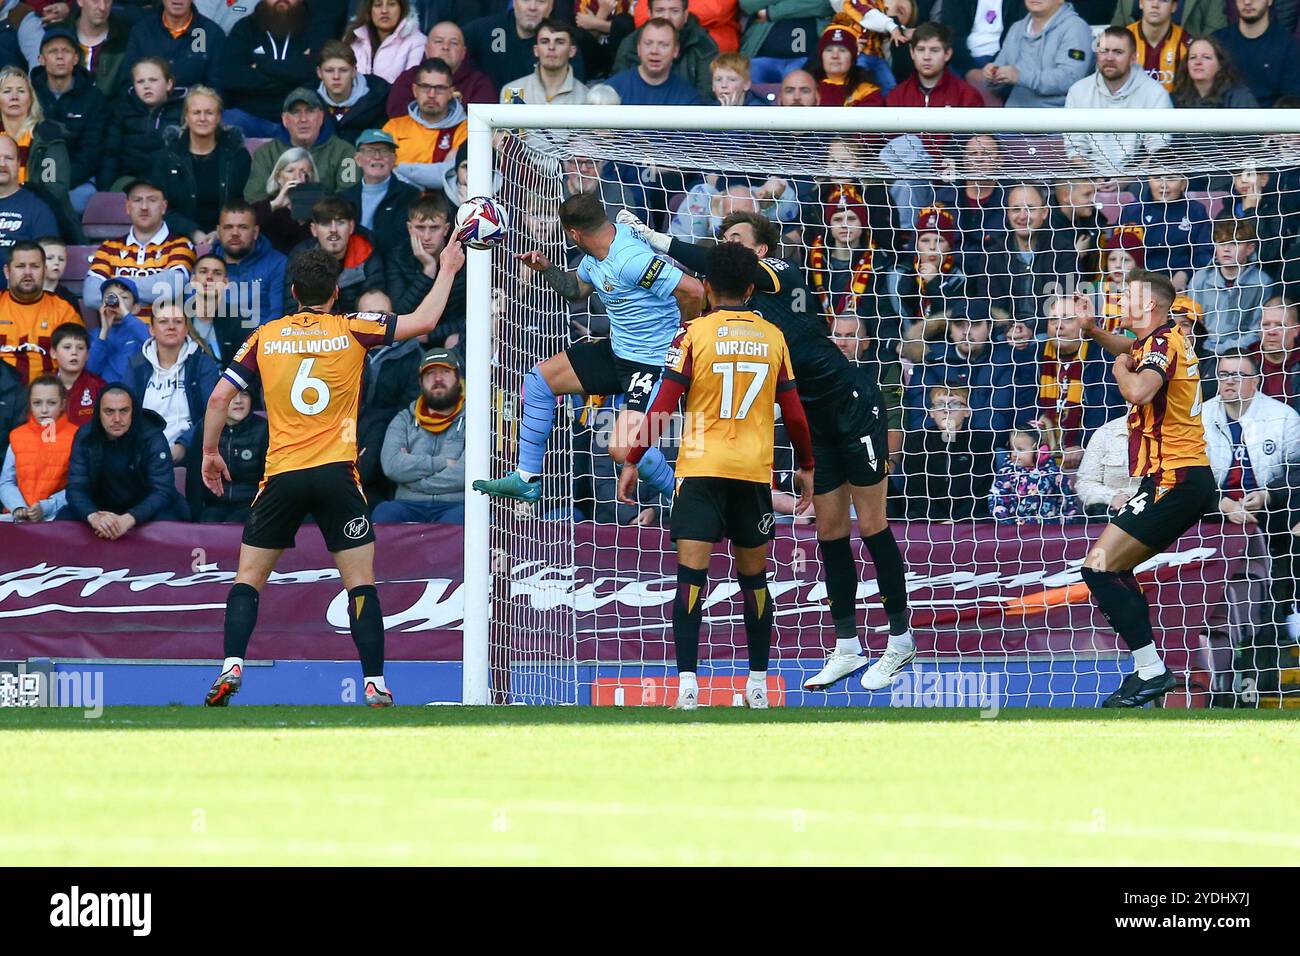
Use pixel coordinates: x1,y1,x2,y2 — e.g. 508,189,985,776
635,446,676,498
517,365,556,480
1131,643,1167,681
673,566,708,674
347,585,385,678
222,656,243,673
748,670,767,684
1080,568,1158,657
887,631,915,653
818,536,860,652
739,570,773,673
862,527,911,636
223,583,259,659
365,675,388,693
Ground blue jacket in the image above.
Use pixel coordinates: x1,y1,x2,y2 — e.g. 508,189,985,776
905,341,1031,435
122,10,226,93
124,344,221,451
86,314,151,384
1118,186,1213,277
214,234,287,324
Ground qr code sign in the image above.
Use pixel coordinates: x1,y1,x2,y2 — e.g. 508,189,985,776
0,671,40,707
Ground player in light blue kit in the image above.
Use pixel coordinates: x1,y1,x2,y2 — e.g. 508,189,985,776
473,192,704,503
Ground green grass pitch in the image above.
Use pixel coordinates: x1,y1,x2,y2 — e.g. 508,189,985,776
2,708,1297,866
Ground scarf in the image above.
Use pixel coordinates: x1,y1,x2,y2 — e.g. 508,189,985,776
808,235,874,314
414,392,463,433
1039,340,1090,444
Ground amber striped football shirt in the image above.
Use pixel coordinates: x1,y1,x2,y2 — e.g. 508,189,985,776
1127,321,1210,485
89,225,196,319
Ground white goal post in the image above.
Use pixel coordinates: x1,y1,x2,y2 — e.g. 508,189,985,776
462,105,1300,708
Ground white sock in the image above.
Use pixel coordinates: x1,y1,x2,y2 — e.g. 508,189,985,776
517,469,538,482
748,671,767,684
887,631,915,653
223,657,243,673
679,671,697,686
365,675,387,692
835,637,862,656
1132,645,1166,680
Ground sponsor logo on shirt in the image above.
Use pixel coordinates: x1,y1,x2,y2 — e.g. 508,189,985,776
637,257,665,289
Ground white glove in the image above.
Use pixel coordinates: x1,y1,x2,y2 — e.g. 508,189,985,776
616,208,671,254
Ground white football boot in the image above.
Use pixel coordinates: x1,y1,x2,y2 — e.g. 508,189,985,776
674,680,700,711
860,644,917,690
802,651,869,690
743,681,770,709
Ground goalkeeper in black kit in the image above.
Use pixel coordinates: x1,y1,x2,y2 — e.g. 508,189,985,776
618,209,916,691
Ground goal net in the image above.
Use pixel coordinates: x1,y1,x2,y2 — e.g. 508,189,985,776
463,106,1300,710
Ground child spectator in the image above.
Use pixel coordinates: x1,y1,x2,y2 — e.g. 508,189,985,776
807,184,881,318
38,236,80,312
1118,170,1212,290
188,387,268,523
86,278,150,384
0,375,75,522
892,205,966,320
899,383,996,521
810,24,885,106
989,425,1080,524
709,52,767,105
1096,226,1144,332
1188,217,1276,354
1170,292,1220,399
50,323,104,428
830,0,914,93
101,58,185,191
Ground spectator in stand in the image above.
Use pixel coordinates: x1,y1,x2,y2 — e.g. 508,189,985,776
0,67,77,244
1096,225,1144,329
387,21,497,118
126,300,219,463
1189,217,1276,353
670,175,797,241
613,0,717,101
186,254,246,360
1118,170,1213,291
708,51,766,104
988,182,1081,323
905,308,1004,430
608,18,705,104
942,0,1025,82
50,323,104,427
1168,290,1221,398
1171,35,1259,108
988,424,1080,524
84,178,197,317
60,385,191,531
1050,178,1101,276
561,152,648,242
250,148,317,253
465,0,561,92
886,22,984,110
374,347,465,523
86,277,148,382
740,0,830,84
502,18,590,104
223,0,328,139
1214,0,1300,107
193,0,258,34
1124,0,1189,93
634,0,739,53
777,66,821,103
0,357,20,457
891,205,968,320
983,0,1094,107
0,135,57,272
101,58,186,192
1110,0,1226,38
288,195,382,313
1063,28,1172,172
317,40,392,145
1221,163,1300,274
1252,297,1300,404
153,87,253,246
69,0,131,98
214,199,288,326
33,27,106,215
382,58,468,189
1204,349,1300,528
572,0,639,81
0,241,81,385
827,0,915,94
0,375,74,521
339,128,419,255
808,23,885,105
122,0,226,92
1075,413,1139,515
244,88,357,202
39,237,79,311
353,285,418,501
382,191,464,343
900,383,996,521
933,134,1006,266
806,183,882,319
188,385,267,522
346,0,426,84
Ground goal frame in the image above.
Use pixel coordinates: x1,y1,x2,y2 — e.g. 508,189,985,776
461,104,1286,705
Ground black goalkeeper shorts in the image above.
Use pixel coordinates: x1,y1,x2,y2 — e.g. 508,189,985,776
807,389,890,495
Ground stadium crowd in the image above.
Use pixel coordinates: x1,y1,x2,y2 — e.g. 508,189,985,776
2,0,1300,632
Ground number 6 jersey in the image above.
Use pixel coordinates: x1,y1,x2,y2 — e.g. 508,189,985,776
222,308,396,477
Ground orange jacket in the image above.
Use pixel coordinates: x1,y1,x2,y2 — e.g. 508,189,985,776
8,415,75,507
634,0,740,52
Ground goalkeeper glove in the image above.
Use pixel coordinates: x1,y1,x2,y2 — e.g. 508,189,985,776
616,209,671,254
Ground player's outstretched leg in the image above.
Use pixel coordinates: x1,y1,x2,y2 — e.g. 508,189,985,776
737,564,773,710
672,564,707,710
472,364,552,502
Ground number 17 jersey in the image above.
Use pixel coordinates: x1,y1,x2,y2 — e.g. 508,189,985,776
223,308,396,478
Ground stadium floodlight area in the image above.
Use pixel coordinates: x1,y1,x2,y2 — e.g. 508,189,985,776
463,106,1300,709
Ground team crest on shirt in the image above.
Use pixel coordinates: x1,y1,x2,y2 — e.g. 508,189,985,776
439,134,450,149
602,278,616,292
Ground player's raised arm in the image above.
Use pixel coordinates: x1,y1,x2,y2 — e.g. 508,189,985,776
393,240,466,342
617,208,781,296
516,249,594,302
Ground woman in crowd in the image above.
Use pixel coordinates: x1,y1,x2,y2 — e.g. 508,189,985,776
807,184,882,320
252,148,318,253
808,23,884,107
0,65,77,240
1172,36,1258,109
153,86,252,246
101,57,185,190
345,0,426,84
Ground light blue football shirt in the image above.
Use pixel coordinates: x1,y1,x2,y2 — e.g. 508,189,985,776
576,223,684,366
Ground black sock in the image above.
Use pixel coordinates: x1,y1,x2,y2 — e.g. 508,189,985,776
348,585,385,676
1080,568,1155,652
673,566,707,674
862,527,910,635
738,570,773,672
818,536,858,641
223,583,259,658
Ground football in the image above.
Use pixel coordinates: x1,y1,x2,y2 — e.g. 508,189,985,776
455,196,509,250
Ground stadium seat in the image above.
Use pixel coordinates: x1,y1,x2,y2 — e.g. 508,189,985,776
1188,189,1228,220
61,245,95,296
1096,190,1136,225
245,137,270,157
81,192,130,239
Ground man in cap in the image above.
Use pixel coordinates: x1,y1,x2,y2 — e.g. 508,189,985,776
339,129,420,257
245,87,359,203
